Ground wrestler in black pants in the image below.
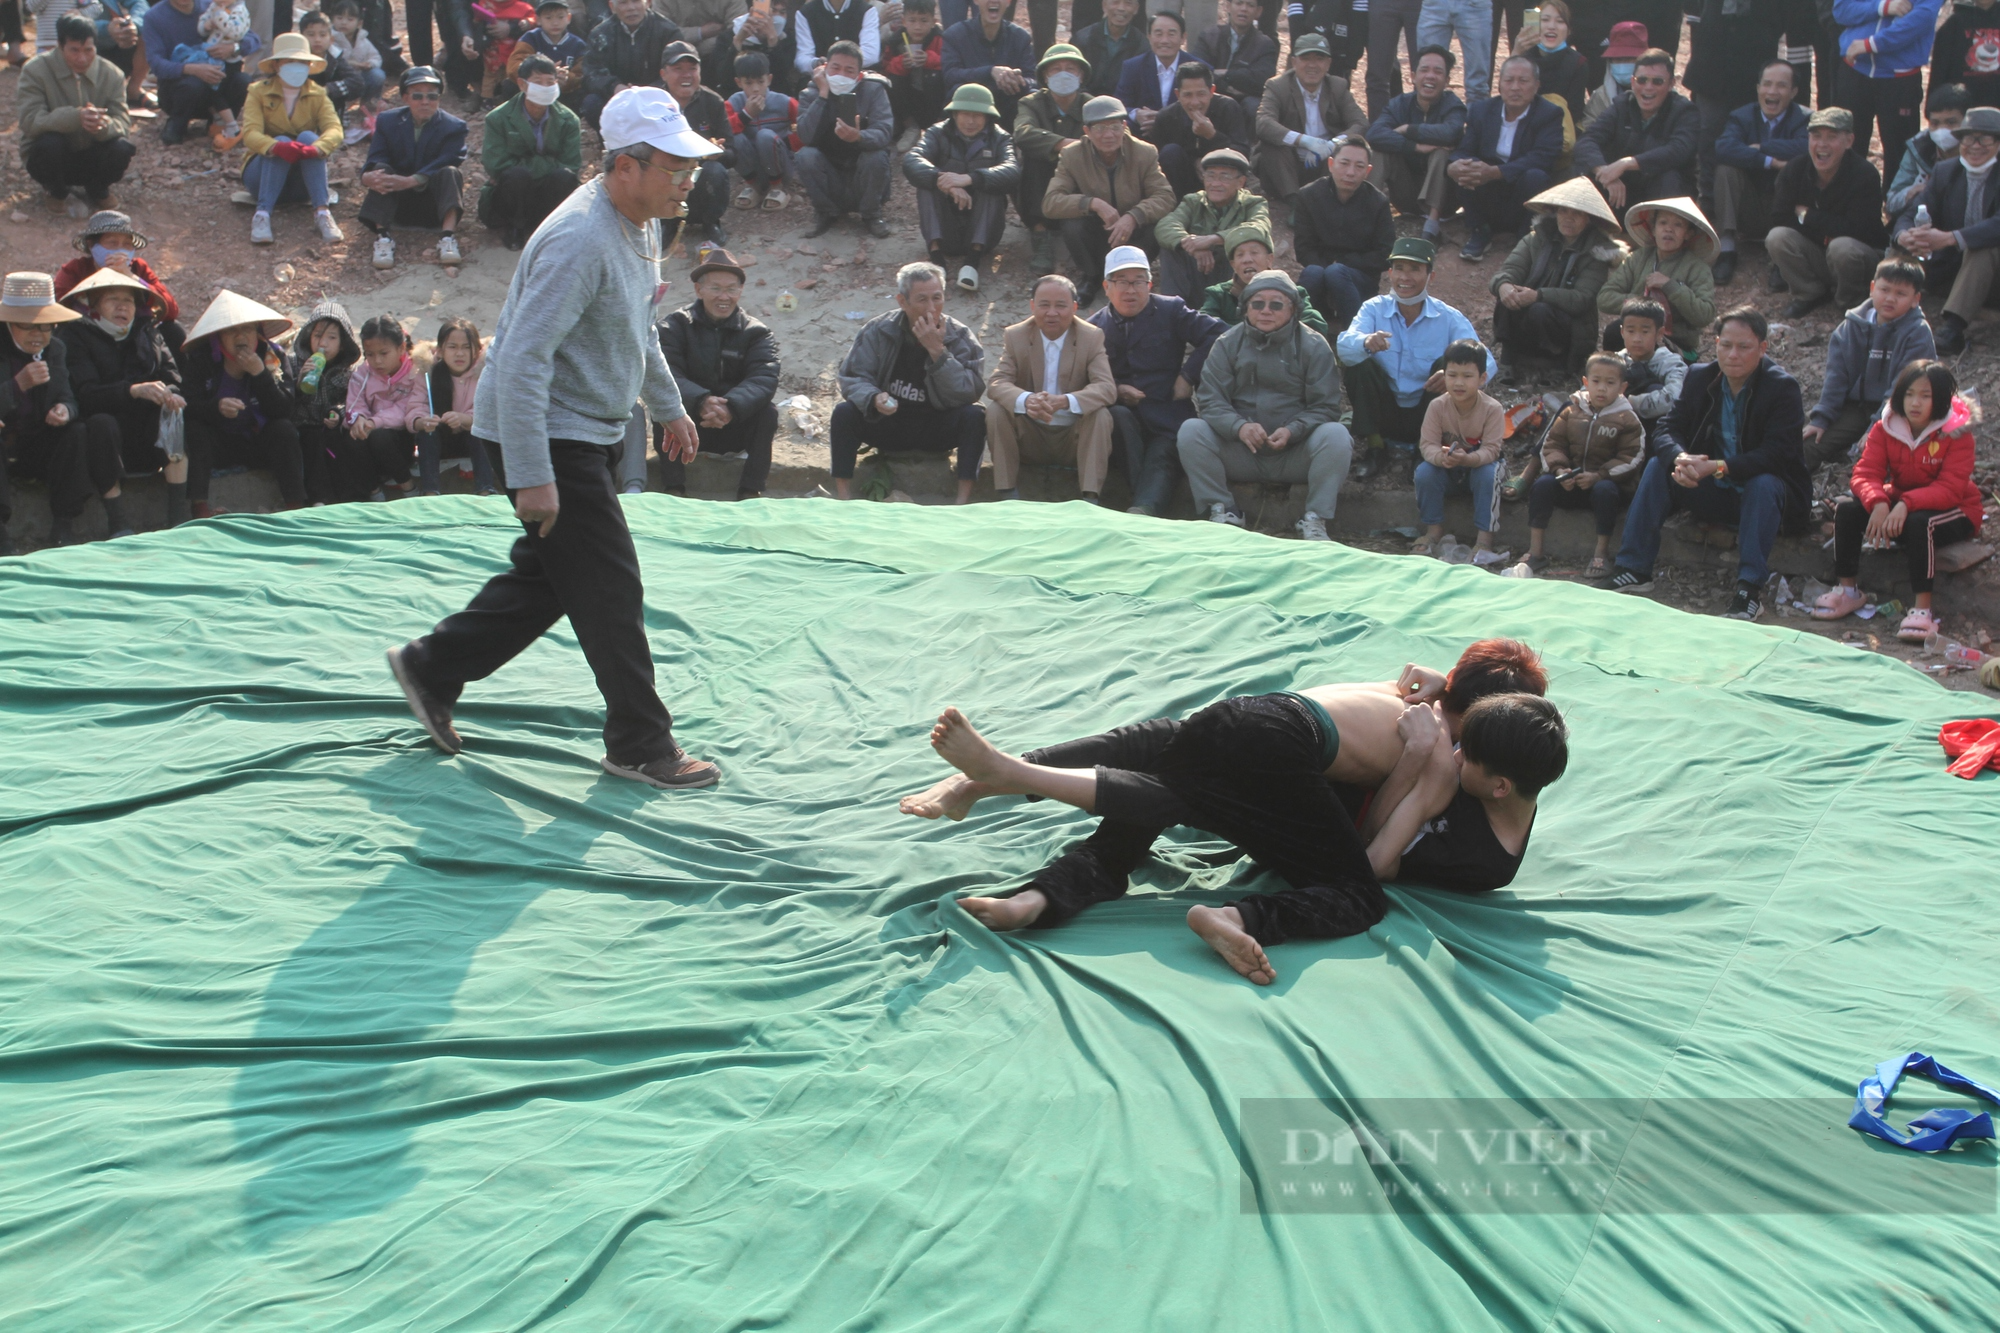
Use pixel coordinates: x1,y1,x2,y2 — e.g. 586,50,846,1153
400,440,681,766
1016,694,1387,945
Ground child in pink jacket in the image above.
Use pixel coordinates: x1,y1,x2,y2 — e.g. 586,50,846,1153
335,314,430,501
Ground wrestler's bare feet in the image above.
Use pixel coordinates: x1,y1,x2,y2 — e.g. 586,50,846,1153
958,889,1047,931
929,707,1022,787
899,771,994,820
1187,905,1277,985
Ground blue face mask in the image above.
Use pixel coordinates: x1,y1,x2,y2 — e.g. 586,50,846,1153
1539,38,1566,52
91,243,136,269
1609,61,1634,88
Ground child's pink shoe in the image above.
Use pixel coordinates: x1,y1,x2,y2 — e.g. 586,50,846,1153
1811,586,1868,620
1897,607,1941,643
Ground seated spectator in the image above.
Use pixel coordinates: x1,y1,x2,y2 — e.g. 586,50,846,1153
1813,359,1981,643
1886,82,1968,236
1898,105,2000,357
1679,0,1782,208
943,0,1032,124
1012,43,1091,275
1202,229,1327,336
984,275,1118,502
1041,96,1175,306
795,0,879,81
659,40,735,245
285,298,361,503
0,272,110,550
1801,258,1934,473
92,0,152,113
883,0,946,136
1292,137,1392,334
1178,269,1352,539
1597,196,1717,357
1115,11,1200,138
143,0,257,146
412,315,492,494
60,268,181,530
1518,0,1586,124
1443,53,1562,259
831,262,987,503
795,41,894,237
191,0,254,144
1252,33,1364,205
1153,147,1267,301
1766,107,1887,319
328,0,390,119
506,1,589,109
580,0,679,129
726,52,797,212
904,83,1019,293
1709,59,1808,287
360,66,470,271
1365,44,1465,244
333,314,428,501
1088,244,1226,517
21,14,135,212
1149,61,1253,201
730,0,798,97
1411,338,1506,564
1523,352,1643,578
298,11,364,119
1573,46,1697,215
478,56,583,249
655,0,741,90
1610,296,1685,444
181,289,306,519
1488,176,1621,380
1072,0,1141,98
1190,0,1277,119
239,32,346,248
53,211,184,356
659,251,778,501
1335,236,1489,477
1607,306,1808,621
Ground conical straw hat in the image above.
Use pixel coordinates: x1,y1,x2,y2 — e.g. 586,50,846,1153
1526,176,1619,231
189,289,294,344
64,266,165,313
1624,195,1719,260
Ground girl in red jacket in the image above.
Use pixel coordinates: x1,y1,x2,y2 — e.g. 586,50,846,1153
1813,359,1984,642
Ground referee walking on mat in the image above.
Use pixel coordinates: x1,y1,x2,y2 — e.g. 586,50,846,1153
387,87,722,790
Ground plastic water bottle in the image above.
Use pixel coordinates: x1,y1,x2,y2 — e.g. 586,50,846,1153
1914,203,1932,230
300,351,326,392
1943,642,1986,666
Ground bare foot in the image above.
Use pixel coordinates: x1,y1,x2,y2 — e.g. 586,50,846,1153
1187,905,1276,985
899,771,992,820
929,707,1013,785
958,889,1047,931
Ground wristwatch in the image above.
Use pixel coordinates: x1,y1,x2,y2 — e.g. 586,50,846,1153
1713,459,1729,480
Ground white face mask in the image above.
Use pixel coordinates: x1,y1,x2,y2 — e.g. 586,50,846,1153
278,61,311,87
826,73,858,95
1046,70,1081,96
525,79,561,105
1933,127,1960,150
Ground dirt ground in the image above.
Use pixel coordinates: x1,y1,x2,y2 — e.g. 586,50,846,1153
3,5,1995,686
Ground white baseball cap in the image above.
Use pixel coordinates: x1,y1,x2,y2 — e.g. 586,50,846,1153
600,86,722,159
1103,245,1151,279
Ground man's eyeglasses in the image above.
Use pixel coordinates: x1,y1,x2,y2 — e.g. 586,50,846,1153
404,89,441,101
1244,298,1291,312
1106,275,1151,289
641,157,700,184
1631,75,1668,87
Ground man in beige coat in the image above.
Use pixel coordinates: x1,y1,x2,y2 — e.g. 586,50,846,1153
1253,33,1365,205
18,15,135,212
985,275,1119,501
1041,95,1177,305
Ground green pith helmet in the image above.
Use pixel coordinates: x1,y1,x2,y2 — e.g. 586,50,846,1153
943,84,1000,119
1037,43,1090,76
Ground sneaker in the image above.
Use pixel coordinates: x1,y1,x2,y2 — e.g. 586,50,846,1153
249,211,274,244
315,209,343,242
1935,315,1968,356
1296,511,1329,541
1459,224,1492,261
864,214,891,238
957,264,979,292
1711,250,1737,285
1206,502,1244,527
1607,568,1653,594
621,481,644,495
437,234,461,264
326,188,340,205
1420,217,1442,244
1782,293,1828,319
601,751,721,789
372,234,396,269
1724,583,1762,621
804,212,839,237
161,117,188,145
230,188,256,206
385,643,463,754
1766,266,1787,293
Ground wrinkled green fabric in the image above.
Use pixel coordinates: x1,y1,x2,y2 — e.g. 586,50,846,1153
2,497,1995,1331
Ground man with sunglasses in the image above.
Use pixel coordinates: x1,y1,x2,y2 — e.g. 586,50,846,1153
1573,45,1698,214
387,88,722,791
358,66,470,269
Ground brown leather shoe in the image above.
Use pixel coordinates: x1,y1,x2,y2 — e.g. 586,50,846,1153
386,643,463,754
601,752,720,789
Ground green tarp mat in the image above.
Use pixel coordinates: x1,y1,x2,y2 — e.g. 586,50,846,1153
2,497,1996,1330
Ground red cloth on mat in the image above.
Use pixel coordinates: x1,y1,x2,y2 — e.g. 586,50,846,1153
1939,719,2000,779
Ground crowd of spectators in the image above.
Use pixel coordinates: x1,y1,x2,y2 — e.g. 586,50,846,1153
2,0,1993,636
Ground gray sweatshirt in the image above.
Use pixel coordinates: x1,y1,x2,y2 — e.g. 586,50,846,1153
473,179,686,488
1811,301,1936,428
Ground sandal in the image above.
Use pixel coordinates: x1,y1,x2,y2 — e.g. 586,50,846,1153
1897,607,1941,643
734,184,759,209
1585,555,1612,580
1410,536,1437,557
1811,586,1868,621
763,187,788,210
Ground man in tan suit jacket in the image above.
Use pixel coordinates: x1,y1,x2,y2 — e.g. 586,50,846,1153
1041,95,1178,304
985,275,1119,500
1254,34,1367,204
